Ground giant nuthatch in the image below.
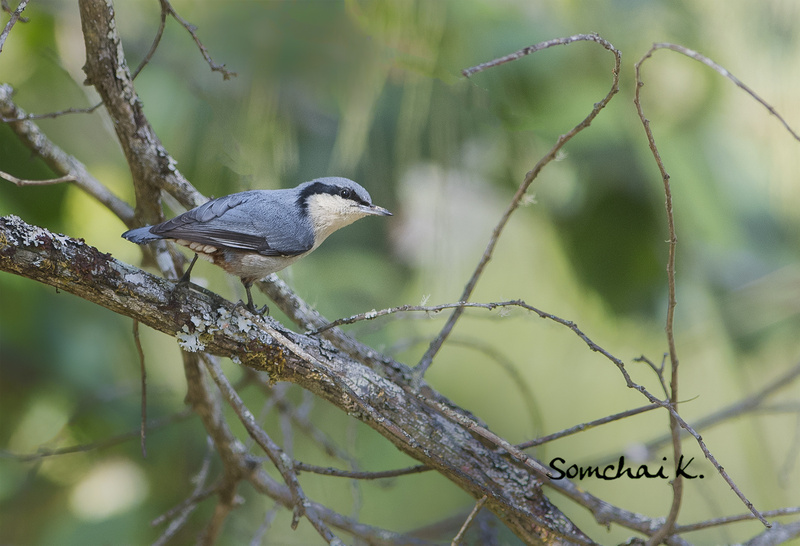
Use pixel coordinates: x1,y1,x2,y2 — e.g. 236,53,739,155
122,177,391,314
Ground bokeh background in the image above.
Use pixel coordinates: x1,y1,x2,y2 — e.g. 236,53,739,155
1,1,799,544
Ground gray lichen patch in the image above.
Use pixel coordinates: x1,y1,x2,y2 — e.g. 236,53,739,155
1,215,75,250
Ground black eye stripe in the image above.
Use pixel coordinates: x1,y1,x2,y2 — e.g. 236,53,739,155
297,181,370,210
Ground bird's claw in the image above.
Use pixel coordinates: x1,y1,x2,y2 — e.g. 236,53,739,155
176,253,199,286
234,299,269,317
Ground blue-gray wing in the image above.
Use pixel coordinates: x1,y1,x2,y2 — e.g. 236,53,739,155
149,191,314,256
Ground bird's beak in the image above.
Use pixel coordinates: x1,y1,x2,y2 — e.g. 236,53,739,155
360,204,392,217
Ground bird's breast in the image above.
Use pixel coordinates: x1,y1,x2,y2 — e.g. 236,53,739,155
173,239,304,283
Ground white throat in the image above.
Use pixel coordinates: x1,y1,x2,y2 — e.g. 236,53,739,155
305,193,368,248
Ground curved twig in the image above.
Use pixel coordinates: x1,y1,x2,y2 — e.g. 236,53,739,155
416,33,621,379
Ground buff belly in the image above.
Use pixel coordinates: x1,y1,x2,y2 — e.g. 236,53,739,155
175,239,304,283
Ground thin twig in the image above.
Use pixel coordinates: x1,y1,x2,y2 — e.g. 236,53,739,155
451,496,487,546
634,354,670,399
310,300,528,335
1,0,27,21
0,409,193,462
517,403,660,450
0,103,103,123
200,354,343,543
0,170,76,186
133,320,147,458
131,0,169,80
160,0,236,80
595,360,800,466
674,506,800,534
644,43,800,142
0,0,28,53
0,85,135,225
634,41,683,545
201,356,306,523
633,42,800,539
415,33,620,379
547,478,692,546
294,461,429,480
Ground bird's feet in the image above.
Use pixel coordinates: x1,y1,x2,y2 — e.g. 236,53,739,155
234,299,269,316
239,280,269,316
176,254,199,286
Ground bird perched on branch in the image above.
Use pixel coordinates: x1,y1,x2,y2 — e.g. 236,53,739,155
122,177,391,314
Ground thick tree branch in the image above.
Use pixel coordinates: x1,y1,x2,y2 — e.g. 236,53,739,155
0,214,594,545
78,0,204,225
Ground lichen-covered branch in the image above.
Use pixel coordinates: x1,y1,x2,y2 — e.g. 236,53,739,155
0,214,593,546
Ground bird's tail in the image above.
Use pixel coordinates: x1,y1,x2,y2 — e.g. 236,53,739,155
122,226,161,244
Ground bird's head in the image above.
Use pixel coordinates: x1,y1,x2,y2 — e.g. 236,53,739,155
297,177,391,245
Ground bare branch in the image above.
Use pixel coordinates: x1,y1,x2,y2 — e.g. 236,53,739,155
634,354,670,399
634,40,683,545
152,487,217,546
293,461,429,480
311,300,525,334
132,319,148,458
416,33,621,378
311,295,774,530
311,293,767,528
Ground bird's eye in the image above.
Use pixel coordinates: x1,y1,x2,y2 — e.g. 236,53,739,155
339,188,352,199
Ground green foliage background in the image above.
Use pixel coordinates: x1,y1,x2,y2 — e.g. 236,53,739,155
1,1,799,544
